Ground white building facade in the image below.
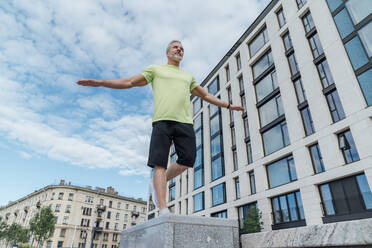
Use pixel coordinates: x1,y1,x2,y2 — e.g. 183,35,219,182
0,180,147,248
148,0,372,233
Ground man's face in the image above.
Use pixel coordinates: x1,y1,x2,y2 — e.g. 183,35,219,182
167,42,184,62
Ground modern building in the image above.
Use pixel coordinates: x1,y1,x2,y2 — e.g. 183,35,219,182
147,0,372,234
0,180,147,248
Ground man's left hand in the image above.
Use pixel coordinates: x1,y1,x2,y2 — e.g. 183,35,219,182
229,105,245,111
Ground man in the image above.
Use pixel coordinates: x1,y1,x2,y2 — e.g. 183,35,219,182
77,40,244,216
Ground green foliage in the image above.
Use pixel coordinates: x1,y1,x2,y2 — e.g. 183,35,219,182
241,206,263,234
1,222,30,246
0,218,8,241
29,207,55,246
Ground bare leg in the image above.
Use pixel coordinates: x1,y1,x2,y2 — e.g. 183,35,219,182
153,166,167,210
166,162,188,181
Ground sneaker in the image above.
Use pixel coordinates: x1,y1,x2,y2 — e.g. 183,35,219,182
149,179,159,208
159,208,172,216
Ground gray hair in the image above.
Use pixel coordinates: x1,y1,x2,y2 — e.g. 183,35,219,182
166,40,182,52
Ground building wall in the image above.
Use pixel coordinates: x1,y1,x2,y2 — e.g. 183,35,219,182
147,0,372,232
0,184,147,248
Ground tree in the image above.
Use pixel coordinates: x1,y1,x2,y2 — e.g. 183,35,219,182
242,205,263,234
0,217,8,241
29,207,55,247
5,223,30,246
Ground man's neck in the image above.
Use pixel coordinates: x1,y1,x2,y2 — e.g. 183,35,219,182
167,59,180,67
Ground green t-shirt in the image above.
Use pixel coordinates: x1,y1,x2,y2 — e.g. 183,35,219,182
141,64,198,124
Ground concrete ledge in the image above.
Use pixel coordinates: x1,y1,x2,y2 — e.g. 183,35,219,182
241,218,372,248
120,214,239,248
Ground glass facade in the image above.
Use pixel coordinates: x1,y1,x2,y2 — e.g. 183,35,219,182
267,155,297,188
194,112,204,190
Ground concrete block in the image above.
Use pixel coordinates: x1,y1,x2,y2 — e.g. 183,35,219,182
120,214,239,248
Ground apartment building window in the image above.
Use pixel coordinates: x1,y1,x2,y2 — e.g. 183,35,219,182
85,196,94,204
317,60,334,88
169,178,176,202
258,95,284,127
236,53,242,71
81,219,90,227
308,33,324,58
55,204,61,212
185,198,189,215
194,113,204,190
60,228,66,237
225,64,230,82
78,243,86,248
296,0,307,9
103,233,109,241
320,174,372,223
117,202,121,209
124,214,128,222
338,129,360,163
58,192,64,200
345,36,369,70
326,90,346,122
63,216,69,224
243,115,250,138
211,210,228,218
288,53,299,76
82,207,92,216
276,8,286,28
193,192,204,212
252,50,273,79
272,191,305,229
208,76,220,95
249,26,269,57
309,143,325,173
65,205,71,213
116,213,120,220
57,241,63,248
262,121,290,155
109,201,112,208
232,148,238,171
357,69,372,105
249,171,256,194
302,12,315,33
105,222,110,229
107,211,111,219
212,183,226,207
301,107,315,135
255,71,278,103
46,241,52,248
133,206,136,212
238,75,245,96
293,78,306,104
238,202,258,232
227,86,234,122
267,155,297,188
210,104,224,181
100,199,104,206
193,97,202,115
68,193,74,201
282,32,293,52
234,177,240,199
113,233,118,242
51,192,55,200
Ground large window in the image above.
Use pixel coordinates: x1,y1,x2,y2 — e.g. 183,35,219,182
252,50,273,79
272,191,305,229
293,78,307,104
282,32,293,52
234,177,240,199
344,36,369,70
267,155,297,188
249,171,256,194
287,53,299,76
357,69,372,105
302,12,315,33
249,27,269,57
211,210,227,218
296,0,307,9
317,60,335,88
309,143,325,173
211,156,224,181
238,202,258,232
225,64,230,82
210,105,224,181
338,129,360,163
168,179,176,202
193,192,204,212
255,70,278,102
345,0,372,25
262,121,290,155
208,77,220,95
212,183,226,206
236,53,242,71
320,174,372,223
308,33,324,58
326,90,346,122
301,107,315,136
194,113,204,190
258,95,284,127
276,8,286,28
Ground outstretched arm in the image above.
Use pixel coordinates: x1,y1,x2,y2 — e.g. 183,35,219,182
191,86,244,111
76,74,148,89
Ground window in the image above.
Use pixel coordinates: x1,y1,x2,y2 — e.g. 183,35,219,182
58,192,64,200
103,233,109,241
63,216,69,224
317,60,335,88
320,174,372,223
46,241,52,248
302,12,315,33
344,36,369,70
57,241,63,248
81,219,90,227
210,106,224,181
125,204,129,210
68,193,74,201
231,127,236,146
211,156,224,181
288,53,299,76
234,177,240,199
326,90,346,122
113,233,118,241
301,107,315,135
308,33,324,58
211,210,228,218
272,191,305,228
227,87,234,122
267,155,297,188
255,70,278,102
116,213,120,220
326,0,342,12
194,113,204,190
225,64,230,82
293,78,307,104
296,0,307,9
345,0,372,25
249,171,256,194
246,140,253,164
117,202,121,209
208,77,220,95
309,143,325,173
243,117,250,138
193,192,204,212
107,211,111,219
238,202,258,232
169,183,176,202
105,222,110,229
249,27,269,57
212,183,226,206
238,75,245,95
51,192,55,200
232,149,238,171
236,53,242,71
282,32,293,52
65,205,71,214
262,121,290,155
109,201,112,208
276,8,286,28
357,68,372,106
82,207,92,216
194,167,203,190
85,196,94,204
60,228,66,237
334,8,354,39
252,50,273,79
124,214,128,221
359,22,372,57
338,130,360,163
193,97,202,115
258,94,284,127
194,113,202,131
55,204,61,212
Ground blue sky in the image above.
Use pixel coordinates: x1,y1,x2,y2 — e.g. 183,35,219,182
0,0,270,206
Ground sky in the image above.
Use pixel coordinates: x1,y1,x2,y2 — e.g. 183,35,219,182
0,0,271,206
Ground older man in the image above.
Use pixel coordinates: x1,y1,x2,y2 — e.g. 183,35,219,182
77,40,244,216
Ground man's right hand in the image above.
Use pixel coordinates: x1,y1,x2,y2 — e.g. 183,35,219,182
76,79,103,87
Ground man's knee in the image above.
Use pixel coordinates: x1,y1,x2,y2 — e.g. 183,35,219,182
154,165,166,172
176,163,189,171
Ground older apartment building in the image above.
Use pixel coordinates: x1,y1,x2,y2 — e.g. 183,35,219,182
147,0,372,233
0,180,147,248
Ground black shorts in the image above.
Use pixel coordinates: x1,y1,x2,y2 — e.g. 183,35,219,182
147,120,196,169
